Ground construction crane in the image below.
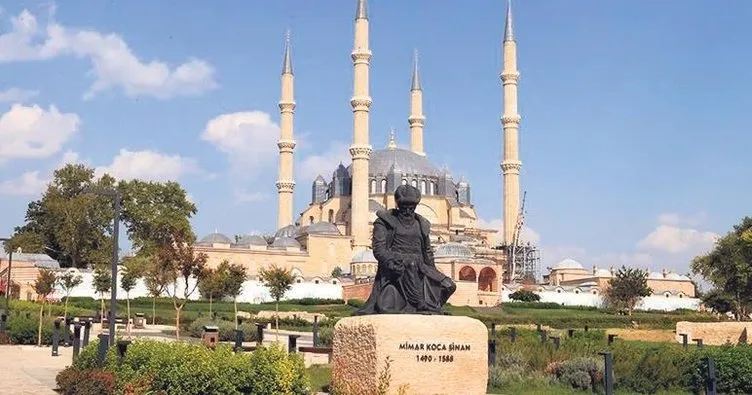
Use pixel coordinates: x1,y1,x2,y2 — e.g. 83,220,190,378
508,191,527,283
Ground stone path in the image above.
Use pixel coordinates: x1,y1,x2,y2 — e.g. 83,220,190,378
0,345,69,395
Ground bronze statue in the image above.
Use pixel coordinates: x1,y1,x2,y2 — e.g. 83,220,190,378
357,185,457,315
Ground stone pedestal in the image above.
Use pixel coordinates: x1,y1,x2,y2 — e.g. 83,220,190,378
331,314,488,395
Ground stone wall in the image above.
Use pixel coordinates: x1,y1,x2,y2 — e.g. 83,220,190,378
675,321,752,345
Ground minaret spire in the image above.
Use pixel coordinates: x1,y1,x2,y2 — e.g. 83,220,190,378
387,128,397,149
501,0,522,245
349,0,373,252
276,29,296,229
282,29,293,75
408,49,426,156
504,0,514,42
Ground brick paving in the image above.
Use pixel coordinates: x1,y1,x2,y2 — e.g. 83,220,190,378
0,345,70,395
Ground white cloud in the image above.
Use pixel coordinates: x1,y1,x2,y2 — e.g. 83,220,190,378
95,149,201,181
0,170,47,196
0,9,217,99
201,111,280,177
0,103,80,161
57,150,80,168
0,87,38,102
475,217,541,246
297,141,351,182
637,224,719,255
657,212,707,227
234,189,269,204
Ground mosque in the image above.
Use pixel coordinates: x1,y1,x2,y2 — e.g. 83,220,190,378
192,0,527,307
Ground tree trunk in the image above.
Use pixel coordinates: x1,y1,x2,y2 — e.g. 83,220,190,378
37,302,44,347
209,293,213,318
234,298,238,330
275,301,280,342
152,296,156,325
47,302,51,318
64,296,69,318
126,293,131,337
100,294,105,322
175,306,183,340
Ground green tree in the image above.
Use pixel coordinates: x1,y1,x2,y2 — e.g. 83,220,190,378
691,217,752,320
198,266,226,317
33,269,57,346
57,271,83,318
92,266,112,320
158,242,207,340
701,288,734,315
509,289,541,302
142,256,168,325
8,164,115,268
120,257,146,336
258,264,294,341
331,266,343,278
218,260,248,329
605,266,652,316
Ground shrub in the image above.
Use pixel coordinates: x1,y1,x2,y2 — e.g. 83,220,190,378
688,344,752,394
346,299,364,308
5,311,71,345
509,290,541,302
318,326,333,347
56,367,115,395
68,339,310,395
613,342,691,393
548,357,603,391
186,317,259,342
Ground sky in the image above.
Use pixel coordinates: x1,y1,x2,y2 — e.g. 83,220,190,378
0,0,748,280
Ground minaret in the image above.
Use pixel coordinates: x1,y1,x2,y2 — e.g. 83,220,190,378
349,0,373,252
408,50,426,156
501,0,522,245
276,30,296,229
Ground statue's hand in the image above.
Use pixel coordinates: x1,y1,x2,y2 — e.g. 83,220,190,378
388,259,405,275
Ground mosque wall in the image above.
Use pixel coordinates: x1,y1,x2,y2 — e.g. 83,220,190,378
501,288,702,311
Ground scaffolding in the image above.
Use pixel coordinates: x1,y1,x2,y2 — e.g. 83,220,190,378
504,191,541,283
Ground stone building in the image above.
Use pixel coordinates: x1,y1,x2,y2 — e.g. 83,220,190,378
195,0,524,306
0,247,61,301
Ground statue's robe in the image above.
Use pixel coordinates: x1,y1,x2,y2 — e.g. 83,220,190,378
356,209,456,315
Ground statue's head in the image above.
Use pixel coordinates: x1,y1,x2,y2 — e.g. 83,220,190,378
394,185,421,219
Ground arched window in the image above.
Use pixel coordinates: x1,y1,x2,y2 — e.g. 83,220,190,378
411,179,418,188
380,179,387,193
402,179,408,185
370,179,377,194
420,180,427,194
328,209,334,223
308,216,314,224
429,182,435,195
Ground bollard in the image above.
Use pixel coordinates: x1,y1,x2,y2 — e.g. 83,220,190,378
540,330,548,343
0,313,6,333
212,311,217,321
488,339,497,367
509,326,517,343
706,356,717,395
237,316,244,326
52,319,61,357
63,317,72,347
97,334,109,367
551,336,560,350
679,333,688,350
584,325,589,332
72,323,82,361
117,340,131,363
567,328,575,338
693,338,704,348
607,334,618,346
288,334,300,354
312,316,320,347
490,322,496,337
83,320,91,347
255,323,265,345
234,329,244,351
599,352,614,395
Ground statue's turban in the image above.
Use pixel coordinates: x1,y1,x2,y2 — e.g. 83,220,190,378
395,185,421,206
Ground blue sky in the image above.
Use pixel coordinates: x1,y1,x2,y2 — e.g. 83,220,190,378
0,0,747,278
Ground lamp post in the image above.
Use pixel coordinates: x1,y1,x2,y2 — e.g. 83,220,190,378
0,237,13,316
84,187,121,347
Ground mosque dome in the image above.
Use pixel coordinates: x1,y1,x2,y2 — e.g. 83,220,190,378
305,222,342,236
274,224,300,239
648,271,664,280
200,232,232,244
351,249,377,263
346,147,441,178
434,242,474,259
594,269,612,277
554,258,584,270
665,272,690,281
234,235,268,247
270,237,302,249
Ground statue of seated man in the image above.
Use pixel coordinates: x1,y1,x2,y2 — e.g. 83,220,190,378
357,185,457,315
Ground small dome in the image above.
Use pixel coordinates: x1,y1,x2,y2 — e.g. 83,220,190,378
200,232,232,244
351,249,377,263
648,271,664,280
554,258,583,270
665,272,688,281
594,269,612,277
270,237,301,249
235,235,267,247
306,222,342,236
274,224,300,239
434,242,473,259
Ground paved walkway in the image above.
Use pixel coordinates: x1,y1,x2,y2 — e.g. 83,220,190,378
0,345,69,395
